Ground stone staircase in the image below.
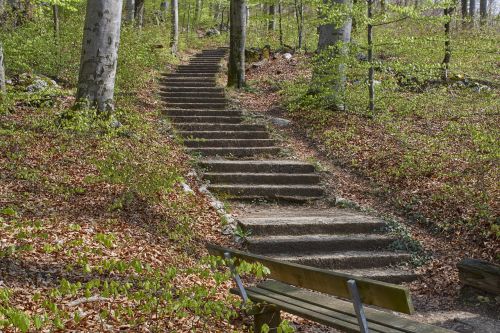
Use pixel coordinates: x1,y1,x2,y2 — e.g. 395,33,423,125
160,48,416,283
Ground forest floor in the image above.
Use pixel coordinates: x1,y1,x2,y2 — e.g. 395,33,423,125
0,67,249,331
232,53,500,332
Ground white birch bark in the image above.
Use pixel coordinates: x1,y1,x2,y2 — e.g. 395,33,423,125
76,0,123,113
317,0,352,51
125,0,135,22
170,0,179,53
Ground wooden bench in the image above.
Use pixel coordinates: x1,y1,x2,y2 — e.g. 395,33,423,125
208,244,453,333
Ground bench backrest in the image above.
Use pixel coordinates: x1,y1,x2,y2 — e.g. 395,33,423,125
207,244,414,314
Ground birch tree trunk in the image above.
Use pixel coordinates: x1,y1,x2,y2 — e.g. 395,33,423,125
125,0,135,22
317,0,352,51
76,0,123,113
469,0,475,22
228,0,246,88
0,42,6,94
170,0,179,54
316,0,352,110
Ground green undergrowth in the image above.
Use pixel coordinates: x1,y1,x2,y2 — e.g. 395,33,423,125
0,5,254,332
280,21,499,251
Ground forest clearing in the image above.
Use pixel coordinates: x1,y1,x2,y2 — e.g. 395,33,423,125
0,0,498,332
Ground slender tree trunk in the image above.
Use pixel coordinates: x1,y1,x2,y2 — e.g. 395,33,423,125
135,0,144,27
367,0,374,112
52,5,61,71
294,0,304,49
220,8,224,30
125,0,135,22
442,5,454,81
228,0,246,88
195,0,202,25
461,0,468,26
268,4,276,30
479,0,487,25
469,0,475,24
186,3,191,40
278,1,283,47
76,0,123,113
0,42,6,95
246,5,250,27
170,0,179,54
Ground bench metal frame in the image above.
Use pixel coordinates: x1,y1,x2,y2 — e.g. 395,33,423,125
225,251,370,333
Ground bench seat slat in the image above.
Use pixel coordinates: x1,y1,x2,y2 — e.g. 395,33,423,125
246,286,401,333
257,281,453,333
240,288,367,333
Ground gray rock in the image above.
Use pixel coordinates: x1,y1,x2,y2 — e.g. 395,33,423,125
283,53,293,60
270,117,291,127
205,28,220,37
26,79,48,92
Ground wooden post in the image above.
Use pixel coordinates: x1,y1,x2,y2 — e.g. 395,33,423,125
253,305,281,333
458,259,500,295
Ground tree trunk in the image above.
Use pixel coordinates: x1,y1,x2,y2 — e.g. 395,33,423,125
317,0,352,51
469,0,475,19
125,0,135,22
294,0,304,49
246,5,250,27
0,42,6,95
268,4,276,30
195,0,202,25
442,5,454,81
52,5,61,71
135,0,144,27
317,0,352,110
228,0,246,88
479,0,487,25
278,1,283,47
461,0,468,25
170,0,179,54
367,0,374,112
76,0,123,113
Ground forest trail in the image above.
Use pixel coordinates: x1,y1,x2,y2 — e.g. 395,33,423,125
161,48,416,283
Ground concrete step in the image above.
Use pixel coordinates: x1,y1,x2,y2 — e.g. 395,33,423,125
178,131,270,139
163,73,217,78
208,184,324,199
335,268,418,283
187,147,281,157
176,67,220,72
161,77,216,83
160,87,224,93
199,159,315,173
175,70,219,74
186,139,274,148
174,123,266,131
270,251,411,270
204,172,319,184
160,81,217,88
160,92,225,98
238,214,385,236
189,60,223,64
163,96,227,104
169,116,242,124
166,103,226,110
163,109,241,117
245,234,395,254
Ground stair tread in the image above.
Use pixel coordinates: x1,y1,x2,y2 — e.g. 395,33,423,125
239,215,383,225
247,233,394,242
270,251,410,260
